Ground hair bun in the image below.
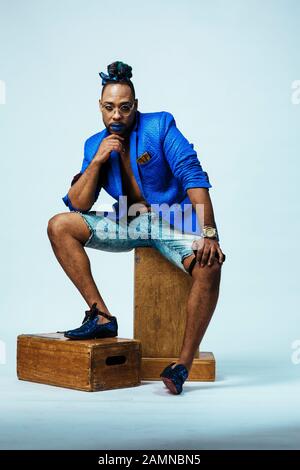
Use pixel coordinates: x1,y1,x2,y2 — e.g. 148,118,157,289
108,61,132,80
99,61,132,85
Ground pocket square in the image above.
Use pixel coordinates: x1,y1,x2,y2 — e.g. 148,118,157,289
136,151,152,164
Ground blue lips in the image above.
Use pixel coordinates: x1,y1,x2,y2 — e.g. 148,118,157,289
111,123,125,132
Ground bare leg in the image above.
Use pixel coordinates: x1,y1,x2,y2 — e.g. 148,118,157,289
173,255,222,372
47,212,111,324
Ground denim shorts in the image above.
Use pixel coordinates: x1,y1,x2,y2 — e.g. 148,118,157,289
77,210,197,274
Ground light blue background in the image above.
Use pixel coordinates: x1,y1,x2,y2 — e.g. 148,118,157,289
0,0,300,373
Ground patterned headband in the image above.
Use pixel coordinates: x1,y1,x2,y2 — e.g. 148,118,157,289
99,71,131,86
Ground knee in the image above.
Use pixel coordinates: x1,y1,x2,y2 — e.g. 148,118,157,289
47,213,69,241
191,259,222,286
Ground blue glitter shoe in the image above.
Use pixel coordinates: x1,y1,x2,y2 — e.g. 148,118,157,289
64,303,118,340
160,362,189,395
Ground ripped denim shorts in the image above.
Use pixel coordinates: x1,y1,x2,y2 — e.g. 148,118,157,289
77,210,197,275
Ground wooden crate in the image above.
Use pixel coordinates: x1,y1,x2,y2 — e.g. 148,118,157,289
141,353,215,381
17,333,142,392
134,247,216,381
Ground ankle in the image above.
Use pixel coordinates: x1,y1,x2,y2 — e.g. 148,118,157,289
97,312,113,324
94,305,112,318
173,360,193,372
89,301,111,317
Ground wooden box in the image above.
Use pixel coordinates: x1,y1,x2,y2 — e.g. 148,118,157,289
140,353,215,381
17,333,142,392
134,247,216,381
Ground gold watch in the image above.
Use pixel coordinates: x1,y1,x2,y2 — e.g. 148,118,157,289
202,226,218,240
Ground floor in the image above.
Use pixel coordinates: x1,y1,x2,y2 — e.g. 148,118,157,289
0,357,299,450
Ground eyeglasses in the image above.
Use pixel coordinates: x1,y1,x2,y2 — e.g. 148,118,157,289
101,102,135,116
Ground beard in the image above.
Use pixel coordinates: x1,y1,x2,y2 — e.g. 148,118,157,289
106,112,137,137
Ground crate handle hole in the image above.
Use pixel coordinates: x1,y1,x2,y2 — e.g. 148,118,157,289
106,355,127,366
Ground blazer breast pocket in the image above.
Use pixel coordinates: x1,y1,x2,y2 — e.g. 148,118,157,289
136,151,153,165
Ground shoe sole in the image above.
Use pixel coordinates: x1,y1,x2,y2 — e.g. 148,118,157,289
64,332,117,340
161,376,180,395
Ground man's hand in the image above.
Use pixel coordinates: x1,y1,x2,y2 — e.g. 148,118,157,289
192,237,225,267
94,134,125,165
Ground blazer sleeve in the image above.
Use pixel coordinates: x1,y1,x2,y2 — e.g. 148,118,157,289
160,112,212,191
62,138,102,212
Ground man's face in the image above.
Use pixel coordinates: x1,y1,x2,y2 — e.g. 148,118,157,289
99,83,138,138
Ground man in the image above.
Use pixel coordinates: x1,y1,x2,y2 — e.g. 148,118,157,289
47,61,225,395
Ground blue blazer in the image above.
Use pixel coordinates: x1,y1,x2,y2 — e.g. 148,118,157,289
62,110,213,236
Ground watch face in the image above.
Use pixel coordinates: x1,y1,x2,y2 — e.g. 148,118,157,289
204,227,216,237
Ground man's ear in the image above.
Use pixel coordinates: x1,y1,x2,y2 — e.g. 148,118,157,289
135,98,138,109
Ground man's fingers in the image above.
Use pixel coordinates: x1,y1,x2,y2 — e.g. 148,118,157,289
194,248,203,264
208,249,216,267
200,247,210,267
192,239,204,264
217,247,225,264
106,134,124,140
107,142,125,152
107,139,124,146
